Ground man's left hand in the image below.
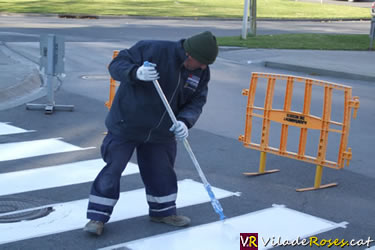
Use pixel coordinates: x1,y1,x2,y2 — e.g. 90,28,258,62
169,121,188,140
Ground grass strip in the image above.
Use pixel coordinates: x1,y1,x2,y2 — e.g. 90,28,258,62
217,33,372,50
0,0,371,19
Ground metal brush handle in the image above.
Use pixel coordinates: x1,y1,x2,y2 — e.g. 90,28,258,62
144,61,226,220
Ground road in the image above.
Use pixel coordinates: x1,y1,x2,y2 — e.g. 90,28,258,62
301,0,373,8
0,16,374,250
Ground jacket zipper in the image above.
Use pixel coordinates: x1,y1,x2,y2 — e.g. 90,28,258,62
143,71,182,143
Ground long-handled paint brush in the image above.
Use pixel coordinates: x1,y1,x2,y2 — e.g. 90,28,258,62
145,62,226,220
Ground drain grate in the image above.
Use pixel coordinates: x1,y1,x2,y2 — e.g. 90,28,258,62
0,198,53,223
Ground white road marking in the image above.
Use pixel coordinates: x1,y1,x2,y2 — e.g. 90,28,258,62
0,138,94,161
0,32,39,37
0,159,139,196
0,179,236,245
100,204,347,250
0,122,34,135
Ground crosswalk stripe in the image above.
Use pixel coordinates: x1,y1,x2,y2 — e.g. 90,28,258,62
0,159,139,196
100,204,346,250
0,138,95,162
0,179,236,245
0,122,34,136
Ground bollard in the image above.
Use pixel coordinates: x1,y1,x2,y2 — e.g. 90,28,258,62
370,17,375,50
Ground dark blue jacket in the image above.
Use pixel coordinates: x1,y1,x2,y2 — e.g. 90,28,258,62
106,39,211,143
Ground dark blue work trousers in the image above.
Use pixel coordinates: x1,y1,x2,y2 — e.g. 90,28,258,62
87,132,177,223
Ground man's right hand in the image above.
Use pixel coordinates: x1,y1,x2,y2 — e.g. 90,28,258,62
136,62,159,81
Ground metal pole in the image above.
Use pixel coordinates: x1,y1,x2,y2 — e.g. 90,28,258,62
241,0,250,39
370,17,375,50
249,0,257,36
46,34,56,108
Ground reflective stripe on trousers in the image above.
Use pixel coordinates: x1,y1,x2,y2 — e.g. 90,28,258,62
87,132,177,222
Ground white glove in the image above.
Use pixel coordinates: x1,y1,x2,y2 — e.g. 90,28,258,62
136,62,159,81
169,121,188,141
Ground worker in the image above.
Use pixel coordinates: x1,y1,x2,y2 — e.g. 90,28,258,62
84,31,219,236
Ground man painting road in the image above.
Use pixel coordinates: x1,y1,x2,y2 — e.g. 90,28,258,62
84,31,219,236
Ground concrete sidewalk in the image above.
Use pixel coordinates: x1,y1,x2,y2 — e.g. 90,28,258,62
219,48,375,82
0,44,374,111
0,43,44,111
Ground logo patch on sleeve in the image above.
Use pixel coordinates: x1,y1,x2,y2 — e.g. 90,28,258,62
184,74,200,91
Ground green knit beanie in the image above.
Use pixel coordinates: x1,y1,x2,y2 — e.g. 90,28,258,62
183,31,219,65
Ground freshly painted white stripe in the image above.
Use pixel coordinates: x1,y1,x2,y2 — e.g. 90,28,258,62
0,159,139,196
0,122,34,136
0,179,235,245
0,138,94,161
100,204,346,250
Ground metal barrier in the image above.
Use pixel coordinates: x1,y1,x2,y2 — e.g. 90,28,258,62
105,50,119,109
239,72,359,191
27,34,74,114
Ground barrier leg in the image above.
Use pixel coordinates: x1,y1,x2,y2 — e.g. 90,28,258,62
105,50,120,109
243,151,280,176
259,151,267,173
105,78,117,109
296,165,338,192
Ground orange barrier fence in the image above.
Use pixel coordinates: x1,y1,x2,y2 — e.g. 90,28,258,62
105,50,119,109
239,72,360,191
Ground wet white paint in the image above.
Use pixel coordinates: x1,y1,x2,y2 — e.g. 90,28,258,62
0,138,94,161
0,159,139,196
0,122,34,136
0,179,235,245
100,205,346,250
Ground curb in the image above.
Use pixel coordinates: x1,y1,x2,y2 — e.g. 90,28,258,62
0,70,46,111
0,12,372,22
264,61,375,82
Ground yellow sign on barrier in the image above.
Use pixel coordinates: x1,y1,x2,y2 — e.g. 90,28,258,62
239,73,360,191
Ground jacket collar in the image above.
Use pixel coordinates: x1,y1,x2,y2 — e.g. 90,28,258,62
176,39,188,66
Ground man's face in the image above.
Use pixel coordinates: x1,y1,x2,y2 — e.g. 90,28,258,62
183,54,207,71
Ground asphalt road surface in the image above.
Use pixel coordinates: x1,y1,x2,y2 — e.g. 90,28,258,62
0,16,374,250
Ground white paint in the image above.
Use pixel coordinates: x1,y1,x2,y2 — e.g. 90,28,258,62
0,32,40,37
0,122,34,136
100,204,346,250
0,179,235,245
0,159,139,196
0,138,94,161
